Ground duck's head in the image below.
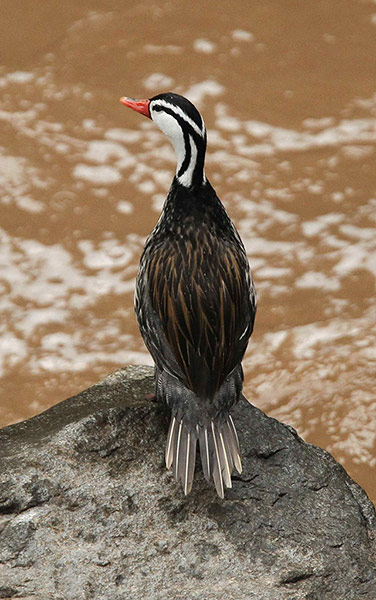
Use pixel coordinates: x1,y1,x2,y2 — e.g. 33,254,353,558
120,92,207,188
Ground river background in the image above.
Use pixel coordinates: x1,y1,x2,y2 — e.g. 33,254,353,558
0,1,375,502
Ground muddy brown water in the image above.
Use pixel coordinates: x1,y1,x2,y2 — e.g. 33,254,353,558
0,1,375,503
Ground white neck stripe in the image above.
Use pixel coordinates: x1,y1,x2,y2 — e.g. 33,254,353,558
151,99,206,138
177,134,197,187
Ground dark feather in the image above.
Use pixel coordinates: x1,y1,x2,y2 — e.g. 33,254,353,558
145,183,255,400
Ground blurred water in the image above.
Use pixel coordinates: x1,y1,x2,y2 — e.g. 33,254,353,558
0,0,375,501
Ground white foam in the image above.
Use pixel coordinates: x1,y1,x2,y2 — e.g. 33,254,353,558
143,73,174,90
117,200,133,214
256,267,291,279
144,44,182,55
78,239,133,270
0,334,27,377
184,81,224,104
243,117,376,155
7,71,34,84
73,164,122,185
334,244,376,277
295,271,340,291
231,30,254,42
292,321,357,359
0,153,47,213
84,140,131,163
193,39,217,54
105,128,142,144
302,221,327,237
339,224,376,241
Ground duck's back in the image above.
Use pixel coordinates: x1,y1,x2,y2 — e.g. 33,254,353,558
138,180,255,401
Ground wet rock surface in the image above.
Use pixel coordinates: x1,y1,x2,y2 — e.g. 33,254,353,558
0,365,375,599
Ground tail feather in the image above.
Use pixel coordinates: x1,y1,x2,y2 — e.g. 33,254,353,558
185,431,197,495
224,417,242,474
165,416,176,469
218,429,232,489
211,421,225,498
165,414,242,497
198,425,211,482
174,420,183,482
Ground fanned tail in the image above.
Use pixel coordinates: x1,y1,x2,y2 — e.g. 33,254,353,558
165,414,242,498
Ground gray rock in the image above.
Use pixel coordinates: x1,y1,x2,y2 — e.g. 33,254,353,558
0,365,375,599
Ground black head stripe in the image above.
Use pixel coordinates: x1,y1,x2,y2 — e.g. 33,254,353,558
150,93,205,133
153,105,202,141
177,130,192,179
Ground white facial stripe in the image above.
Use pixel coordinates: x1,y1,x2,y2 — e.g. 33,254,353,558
152,110,186,171
151,99,205,138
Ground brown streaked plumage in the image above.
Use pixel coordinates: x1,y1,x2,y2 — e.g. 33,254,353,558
121,92,257,497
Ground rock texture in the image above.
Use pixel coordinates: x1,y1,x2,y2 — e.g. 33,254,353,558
0,365,375,600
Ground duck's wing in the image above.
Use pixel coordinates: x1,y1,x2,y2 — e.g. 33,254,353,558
146,231,256,399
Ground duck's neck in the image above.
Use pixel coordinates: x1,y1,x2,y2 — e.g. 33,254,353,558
172,128,207,188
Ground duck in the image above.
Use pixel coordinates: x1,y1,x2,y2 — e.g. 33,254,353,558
120,92,257,497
